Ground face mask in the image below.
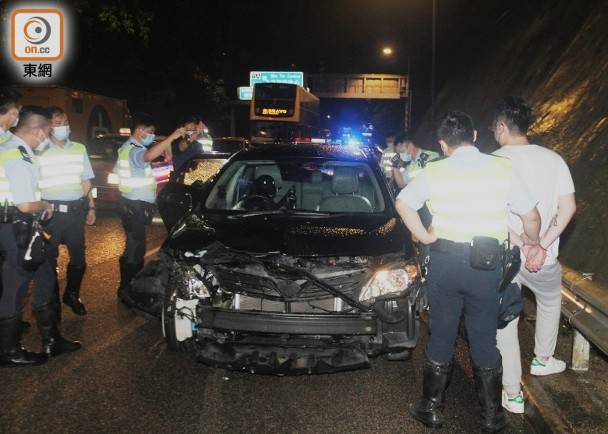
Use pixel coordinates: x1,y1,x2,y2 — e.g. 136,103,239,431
11,116,19,128
52,125,71,141
141,133,155,147
400,153,412,162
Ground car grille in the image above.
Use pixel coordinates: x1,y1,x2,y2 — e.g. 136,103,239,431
211,264,368,303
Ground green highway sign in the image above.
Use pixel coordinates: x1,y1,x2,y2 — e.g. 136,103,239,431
249,71,304,87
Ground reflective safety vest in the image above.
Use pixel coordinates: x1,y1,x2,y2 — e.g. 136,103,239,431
116,143,156,193
407,149,440,181
0,131,12,146
426,156,512,243
38,142,87,196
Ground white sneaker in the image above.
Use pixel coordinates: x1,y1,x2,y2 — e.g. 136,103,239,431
502,390,525,414
530,357,567,376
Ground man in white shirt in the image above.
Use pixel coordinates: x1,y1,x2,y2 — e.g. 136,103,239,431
492,96,576,414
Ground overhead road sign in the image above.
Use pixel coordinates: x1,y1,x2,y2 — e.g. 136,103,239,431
308,73,408,99
249,71,304,87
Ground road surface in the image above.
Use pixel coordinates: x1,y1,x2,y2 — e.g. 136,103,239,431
0,212,533,433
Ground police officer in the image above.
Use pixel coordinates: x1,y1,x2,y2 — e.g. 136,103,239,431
0,106,81,367
116,113,184,299
33,106,96,316
0,88,21,145
391,133,440,229
171,115,206,171
396,112,541,431
0,88,22,303
391,132,440,190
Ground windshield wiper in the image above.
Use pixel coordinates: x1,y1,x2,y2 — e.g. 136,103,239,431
232,209,332,218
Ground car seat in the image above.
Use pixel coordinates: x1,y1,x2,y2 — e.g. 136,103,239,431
318,167,373,213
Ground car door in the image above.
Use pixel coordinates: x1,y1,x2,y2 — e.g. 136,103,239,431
157,154,229,231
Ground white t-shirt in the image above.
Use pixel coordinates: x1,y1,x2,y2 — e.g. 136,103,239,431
493,144,575,264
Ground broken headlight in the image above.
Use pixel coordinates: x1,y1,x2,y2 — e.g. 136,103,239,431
181,265,211,299
359,263,420,305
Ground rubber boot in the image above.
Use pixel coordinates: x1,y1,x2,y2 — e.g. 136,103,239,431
34,303,82,357
117,257,128,299
473,362,508,432
63,264,87,315
410,356,453,428
118,259,143,303
0,316,47,367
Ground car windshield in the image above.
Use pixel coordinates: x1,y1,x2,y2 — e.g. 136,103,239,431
205,159,386,214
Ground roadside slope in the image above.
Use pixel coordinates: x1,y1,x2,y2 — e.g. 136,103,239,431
415,0,608,283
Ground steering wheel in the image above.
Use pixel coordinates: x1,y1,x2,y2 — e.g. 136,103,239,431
233,195,276,211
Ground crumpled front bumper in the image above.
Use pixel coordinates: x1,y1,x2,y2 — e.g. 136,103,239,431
196,340,370,375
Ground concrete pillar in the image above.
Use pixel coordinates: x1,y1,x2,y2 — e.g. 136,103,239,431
571,329,590,371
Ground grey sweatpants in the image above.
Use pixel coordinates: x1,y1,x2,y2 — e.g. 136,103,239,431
496,261,563,396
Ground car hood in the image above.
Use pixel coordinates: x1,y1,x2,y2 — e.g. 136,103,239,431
165,212,409,257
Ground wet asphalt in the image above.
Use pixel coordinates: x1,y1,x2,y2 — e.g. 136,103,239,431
0,212,533,434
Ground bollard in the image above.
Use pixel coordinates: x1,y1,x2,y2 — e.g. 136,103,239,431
571,329,590,371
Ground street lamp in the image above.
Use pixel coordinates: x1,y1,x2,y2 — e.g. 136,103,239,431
380,45,410,131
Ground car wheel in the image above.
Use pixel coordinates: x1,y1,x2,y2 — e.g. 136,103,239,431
162,286,199,353
384,349,412,361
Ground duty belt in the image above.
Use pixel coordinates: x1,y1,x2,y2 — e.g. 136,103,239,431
430,238,472,254
48,199,85,213
1,206,23,224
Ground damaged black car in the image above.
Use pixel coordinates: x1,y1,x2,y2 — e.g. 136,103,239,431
125,144,426,374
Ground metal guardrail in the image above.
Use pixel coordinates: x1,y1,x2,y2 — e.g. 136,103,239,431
560,264,608,370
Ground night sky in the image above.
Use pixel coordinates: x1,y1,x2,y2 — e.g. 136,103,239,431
1,0,534,137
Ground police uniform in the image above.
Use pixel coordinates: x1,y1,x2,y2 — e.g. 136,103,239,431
34,139,94,315
115,137,156,297
401,148,440,184
0,128,13,299
399,146,535,430
0,135,80,366
0,128,13,145
393,148,440,228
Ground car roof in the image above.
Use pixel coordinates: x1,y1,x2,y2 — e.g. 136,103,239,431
234,143,373,162
214,136,248,141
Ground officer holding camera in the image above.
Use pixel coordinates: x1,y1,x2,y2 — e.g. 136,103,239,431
115,113,184,300
396,112,541,432
0,106,81,367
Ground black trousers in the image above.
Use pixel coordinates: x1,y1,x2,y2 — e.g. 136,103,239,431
0,224,55,318
425,249,502,368
43,207,86,269
119,198,153,264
